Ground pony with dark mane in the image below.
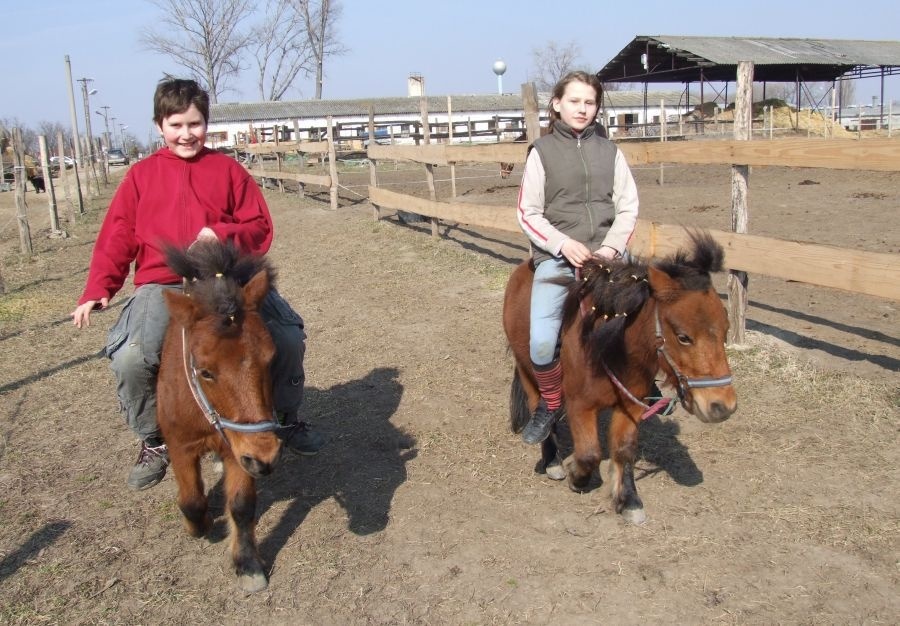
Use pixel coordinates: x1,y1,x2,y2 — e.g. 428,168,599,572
157,239,284,592
503,231,737,523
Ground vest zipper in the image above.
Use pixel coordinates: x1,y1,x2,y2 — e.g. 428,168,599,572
577,137,594,234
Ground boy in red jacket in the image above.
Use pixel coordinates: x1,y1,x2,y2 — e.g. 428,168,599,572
71,78,323,490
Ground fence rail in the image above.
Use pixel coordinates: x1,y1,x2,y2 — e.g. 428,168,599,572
366,138,900,303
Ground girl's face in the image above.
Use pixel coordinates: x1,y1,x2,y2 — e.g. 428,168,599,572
551,80,598,133
156,104,207,159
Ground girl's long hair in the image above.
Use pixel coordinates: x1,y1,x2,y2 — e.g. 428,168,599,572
546,71,603,134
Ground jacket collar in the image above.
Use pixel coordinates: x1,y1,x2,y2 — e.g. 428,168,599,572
552,120,597,140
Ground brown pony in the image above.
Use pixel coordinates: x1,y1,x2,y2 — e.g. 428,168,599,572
157,240,284,592
503,231,737,523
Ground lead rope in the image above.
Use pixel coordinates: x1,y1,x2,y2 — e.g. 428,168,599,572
601,362,676,421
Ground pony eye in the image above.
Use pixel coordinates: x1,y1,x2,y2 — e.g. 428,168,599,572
676,333,692,345
199,369,215,381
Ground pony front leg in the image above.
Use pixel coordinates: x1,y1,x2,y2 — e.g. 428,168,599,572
608,407,645,525
563,401,602,492
169,445,211,537
223,456,267,593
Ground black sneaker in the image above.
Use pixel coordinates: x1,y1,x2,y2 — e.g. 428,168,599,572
521,401,557,445
127,442,169,491
279,422,325,456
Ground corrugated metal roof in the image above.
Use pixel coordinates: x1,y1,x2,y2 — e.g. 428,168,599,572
210,90,687,124
652,36,900,66
211,94,529,124
598,36,900,83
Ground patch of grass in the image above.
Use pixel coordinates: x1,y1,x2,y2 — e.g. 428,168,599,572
0,292,27,323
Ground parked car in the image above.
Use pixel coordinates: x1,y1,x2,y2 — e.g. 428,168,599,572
49,156,75,173
107,149,130,166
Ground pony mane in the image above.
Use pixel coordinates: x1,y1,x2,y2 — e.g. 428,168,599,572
164,240,274,332
561,230,724,377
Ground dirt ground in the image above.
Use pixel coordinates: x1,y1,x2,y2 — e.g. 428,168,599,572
0,157,897,625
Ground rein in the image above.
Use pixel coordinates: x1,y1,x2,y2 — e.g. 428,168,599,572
180,327,282,447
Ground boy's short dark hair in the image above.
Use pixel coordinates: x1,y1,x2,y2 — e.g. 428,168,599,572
153,78,210,126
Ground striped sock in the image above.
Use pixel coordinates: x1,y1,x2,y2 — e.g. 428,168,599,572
533,360,563,411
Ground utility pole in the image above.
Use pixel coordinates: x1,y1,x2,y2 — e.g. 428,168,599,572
63,55,85,214
96,105,111,150
77,77,100,194
95,105,111,184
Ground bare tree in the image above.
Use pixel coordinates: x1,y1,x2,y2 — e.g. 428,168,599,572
251,0,314,100
293,0,347,99
530,40,582,92
141,0,256,103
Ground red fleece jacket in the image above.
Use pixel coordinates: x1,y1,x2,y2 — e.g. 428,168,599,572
78,147,273,305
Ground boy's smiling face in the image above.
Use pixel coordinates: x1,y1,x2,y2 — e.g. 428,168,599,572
157,104,207,159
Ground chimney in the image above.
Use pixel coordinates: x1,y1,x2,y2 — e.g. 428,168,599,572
408,73,425,97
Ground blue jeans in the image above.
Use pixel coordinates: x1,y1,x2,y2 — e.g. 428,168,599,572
529,257,575,366
105,284,305,443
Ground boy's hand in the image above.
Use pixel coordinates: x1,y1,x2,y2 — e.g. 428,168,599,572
196,227,217,242
71,298,109,329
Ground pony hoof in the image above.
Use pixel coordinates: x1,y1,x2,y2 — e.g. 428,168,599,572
238,572,268,594
621,506,647,525
545,462,567,481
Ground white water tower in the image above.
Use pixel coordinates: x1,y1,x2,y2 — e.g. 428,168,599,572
492,59,507,95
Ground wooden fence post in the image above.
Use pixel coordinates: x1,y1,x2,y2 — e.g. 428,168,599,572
38,136,64,236
368,104,379,221
12,128,33,255
326,115,338,210
522,82,539,143
420,96,438,237
55,131,75,223
727,60,753,346
447,96,457,198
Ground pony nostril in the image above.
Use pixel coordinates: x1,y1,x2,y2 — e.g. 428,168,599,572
709,401,734,421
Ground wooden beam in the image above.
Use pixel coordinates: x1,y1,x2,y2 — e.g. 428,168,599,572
619,138,900,171
367,186,900,301
630,222,900,301
247,168,331,186
368,186,519,233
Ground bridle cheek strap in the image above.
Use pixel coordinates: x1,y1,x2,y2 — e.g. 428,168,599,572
654,308,733,405
181,327,282,449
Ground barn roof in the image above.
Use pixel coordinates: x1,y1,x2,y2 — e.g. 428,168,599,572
209,90,689,124
597,35,900,84
210,94,530,124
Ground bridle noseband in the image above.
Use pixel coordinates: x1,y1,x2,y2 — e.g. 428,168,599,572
653,306,733,404
601,304,733,420
181,327,283,447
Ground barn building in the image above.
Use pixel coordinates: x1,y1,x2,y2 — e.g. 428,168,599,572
206,84,690,148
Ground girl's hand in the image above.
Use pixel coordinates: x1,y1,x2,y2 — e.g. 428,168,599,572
593,245,618,260
560,239,592,268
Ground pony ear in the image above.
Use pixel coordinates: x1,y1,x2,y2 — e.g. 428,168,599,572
647,266,679,301
164,290,198,328
242,269,270,311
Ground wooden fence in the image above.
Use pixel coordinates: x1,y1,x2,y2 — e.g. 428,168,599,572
365,136,900,344
234,114,340,210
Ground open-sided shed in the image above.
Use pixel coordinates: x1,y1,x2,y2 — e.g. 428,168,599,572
597,35,900,115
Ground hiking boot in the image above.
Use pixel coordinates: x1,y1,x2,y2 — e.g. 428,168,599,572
279,421,325,456
127,442,169,491
522,401,557,445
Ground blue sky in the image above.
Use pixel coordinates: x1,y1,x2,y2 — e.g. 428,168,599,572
1,0,898,144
